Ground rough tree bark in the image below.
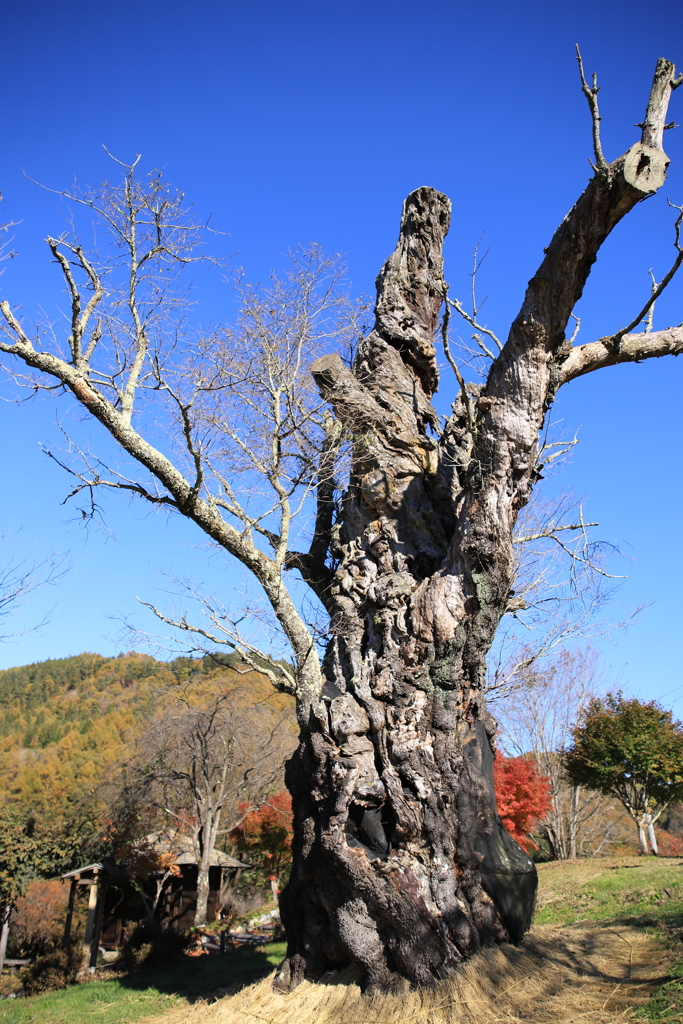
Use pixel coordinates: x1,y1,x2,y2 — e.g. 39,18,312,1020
568,786,580,860
275,59,682,990
278,187,536,991
194,810,220,927
196,869,211,927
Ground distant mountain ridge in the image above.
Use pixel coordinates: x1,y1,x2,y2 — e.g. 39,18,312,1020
0,651,294,820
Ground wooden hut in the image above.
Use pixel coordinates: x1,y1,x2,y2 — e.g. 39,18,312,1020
142,832,251,930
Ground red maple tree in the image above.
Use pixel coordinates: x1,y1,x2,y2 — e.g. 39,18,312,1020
494,752,552,852
231,791,293,881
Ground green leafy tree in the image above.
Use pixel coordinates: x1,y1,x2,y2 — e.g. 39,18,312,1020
0,813,77,971
565,694,683,855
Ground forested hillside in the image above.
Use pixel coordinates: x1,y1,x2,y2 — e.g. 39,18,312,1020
0,652,296,822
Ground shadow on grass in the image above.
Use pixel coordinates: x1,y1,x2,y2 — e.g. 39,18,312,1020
117,942,286,1003
616,905,683,931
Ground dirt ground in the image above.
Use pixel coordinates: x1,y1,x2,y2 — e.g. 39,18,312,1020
141,918,668,1024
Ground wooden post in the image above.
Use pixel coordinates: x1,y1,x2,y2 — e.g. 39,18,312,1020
89,880,108,969
62,877,78,950
0,905,11,976
82,872,99,968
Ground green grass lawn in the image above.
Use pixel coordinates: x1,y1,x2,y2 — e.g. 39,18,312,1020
535,856,683,929
0,942,286,1024
535,857,683,1020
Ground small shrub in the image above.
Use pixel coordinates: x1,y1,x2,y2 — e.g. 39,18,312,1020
22,945,81,995
121,922,190,970
9,879,80,959
656,827,683,857
218,893,247,930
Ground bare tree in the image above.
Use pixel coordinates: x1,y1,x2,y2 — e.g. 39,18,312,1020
1,56,683,988
486,486,628,700
497,647,625,859
121,675,295,927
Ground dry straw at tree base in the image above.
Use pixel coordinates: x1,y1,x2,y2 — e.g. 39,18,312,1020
143,921,667,1024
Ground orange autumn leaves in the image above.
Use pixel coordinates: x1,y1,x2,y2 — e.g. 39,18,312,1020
231,791,293,879
494,752,552,852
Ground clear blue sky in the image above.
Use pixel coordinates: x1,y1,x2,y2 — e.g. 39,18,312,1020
1,0,682,714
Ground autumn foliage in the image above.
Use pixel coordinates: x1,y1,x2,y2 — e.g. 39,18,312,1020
494,752,552,852
231,791,293,879
9,879,72,958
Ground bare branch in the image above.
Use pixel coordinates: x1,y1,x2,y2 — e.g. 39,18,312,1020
575,44,608,173
441,290,475,435
545,531,627,579
569,314,581,344
536,434,579,473
638,59,683,149
490,55,680,416
559,325,683,383
0,544,68,641
487,481,634,700
0,300,33,349
514,521,599,545
446,296,502,356
646,270,657,334
136,598,298,695
608,202,683,349
1,190,358,685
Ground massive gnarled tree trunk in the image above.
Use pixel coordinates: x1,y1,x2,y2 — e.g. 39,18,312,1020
278,188,536,991
276,59,682,990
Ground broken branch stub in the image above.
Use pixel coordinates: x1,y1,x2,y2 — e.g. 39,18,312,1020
373,186,452,397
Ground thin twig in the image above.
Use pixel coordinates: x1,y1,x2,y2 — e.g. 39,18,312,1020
602,982,622,1009
611,202,683,350
446,296,502,355
607,929,633,979
646,271,658,334
441,291,476,435
470,233,490,319
548,531,626,579
569,314,581,344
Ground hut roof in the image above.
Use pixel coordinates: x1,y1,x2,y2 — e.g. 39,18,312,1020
61,862,127,880
143,832,251,869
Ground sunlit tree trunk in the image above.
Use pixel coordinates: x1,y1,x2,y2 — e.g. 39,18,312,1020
193,810,220,927
195,859,211,928
277,60,681,990
638,823,649,856
0,906,10,976
568,786,580,860
277,189,539,990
